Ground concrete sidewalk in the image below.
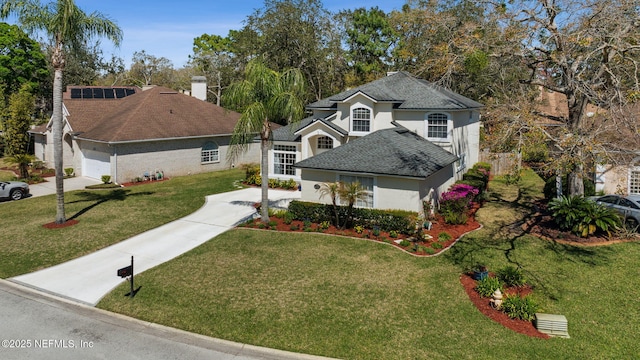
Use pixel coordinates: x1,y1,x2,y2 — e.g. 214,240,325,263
11,187,300,306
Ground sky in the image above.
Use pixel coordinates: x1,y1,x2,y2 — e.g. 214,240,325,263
5,0,408,68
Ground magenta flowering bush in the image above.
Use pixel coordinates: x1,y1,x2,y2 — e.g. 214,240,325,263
439,183,479,224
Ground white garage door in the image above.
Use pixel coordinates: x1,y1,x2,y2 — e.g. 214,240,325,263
82,149,111,180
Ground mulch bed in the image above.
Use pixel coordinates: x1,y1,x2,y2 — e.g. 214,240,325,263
460,273,549,339
243,204,482,256
524,213,639,246
42,219,79,229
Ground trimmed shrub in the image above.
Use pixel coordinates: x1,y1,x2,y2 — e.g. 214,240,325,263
475,276,502,298
437,231,452,242
496,265,527,287
502,295,538,321
287,201,415,233
101,175,111,184
549,195,621,237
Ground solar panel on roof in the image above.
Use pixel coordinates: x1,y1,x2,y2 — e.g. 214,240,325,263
82,88,92,99
92,88,104,99
104,88,115,98
70,88,81,99
115,88,126,98
125,88,135,96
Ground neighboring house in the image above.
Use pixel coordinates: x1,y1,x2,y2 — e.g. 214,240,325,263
30,79,259,184
271,71,483,212
536,89,640,195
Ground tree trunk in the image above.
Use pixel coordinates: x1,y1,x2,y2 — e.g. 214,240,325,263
260,136,270,223
568,164,584,196
52,67,66,224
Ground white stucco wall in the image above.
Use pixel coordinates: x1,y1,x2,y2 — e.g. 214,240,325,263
299,164,457,212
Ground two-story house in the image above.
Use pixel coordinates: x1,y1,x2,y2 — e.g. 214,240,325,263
270,71,483,212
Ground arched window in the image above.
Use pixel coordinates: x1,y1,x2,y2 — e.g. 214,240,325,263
352,107,371,132
201,142,219,163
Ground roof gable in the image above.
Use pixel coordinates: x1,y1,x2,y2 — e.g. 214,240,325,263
295,126,458,178
273,115,347,142
68,86,241,143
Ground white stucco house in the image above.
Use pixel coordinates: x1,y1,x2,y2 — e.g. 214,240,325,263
30,79,259,184
270,71,484,212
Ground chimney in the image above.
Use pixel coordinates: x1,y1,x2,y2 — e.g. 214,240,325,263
191,76,207,101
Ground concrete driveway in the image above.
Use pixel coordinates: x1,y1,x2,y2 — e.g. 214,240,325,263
27,176,102,198
10,187,300,306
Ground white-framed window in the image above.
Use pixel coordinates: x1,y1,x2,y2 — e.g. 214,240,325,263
338,174,374,208
273,144,297,176
352,107,371,133
629,167,640,195
201,141,219,163
426,113,450,141
456,153,467,173
317,136,333,149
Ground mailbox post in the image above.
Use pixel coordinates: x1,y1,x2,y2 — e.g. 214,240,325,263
117,256,134,298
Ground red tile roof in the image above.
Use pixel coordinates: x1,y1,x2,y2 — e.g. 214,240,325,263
68,86,241,143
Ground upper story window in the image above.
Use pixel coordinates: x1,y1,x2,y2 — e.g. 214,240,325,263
352,107,371,133
201,141,219,163
317,136,333,149
273,144,297,176
426,113,450,141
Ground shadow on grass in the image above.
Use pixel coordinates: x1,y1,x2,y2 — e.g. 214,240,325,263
445,172,615,300
67,189,155,220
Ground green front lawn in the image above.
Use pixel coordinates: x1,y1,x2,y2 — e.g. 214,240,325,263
0,169,245,278
97,170,640,359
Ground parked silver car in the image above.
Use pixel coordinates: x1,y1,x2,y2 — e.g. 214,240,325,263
589,194,640,227
0,181,29,201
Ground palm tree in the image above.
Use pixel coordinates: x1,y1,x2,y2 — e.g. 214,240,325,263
226,60,306,222
338,181,368,229
319,181,342,227
1,0,122,223
6,154,35,180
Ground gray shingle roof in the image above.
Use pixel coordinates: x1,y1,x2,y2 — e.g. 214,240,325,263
272,116,347,142
294,127,459,178
307,71,484,110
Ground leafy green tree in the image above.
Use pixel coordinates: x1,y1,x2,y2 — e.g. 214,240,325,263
243,0,344,101
0,22,49,95
340,7,397,86
504,0,640,196
389,0,523,100
60,40,106,86
225,60,306,222
127,50,174,87
1,0,122,224
4,84,34,156
190,33,238,105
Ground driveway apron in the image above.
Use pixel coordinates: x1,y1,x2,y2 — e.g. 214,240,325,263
10,188,300,306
